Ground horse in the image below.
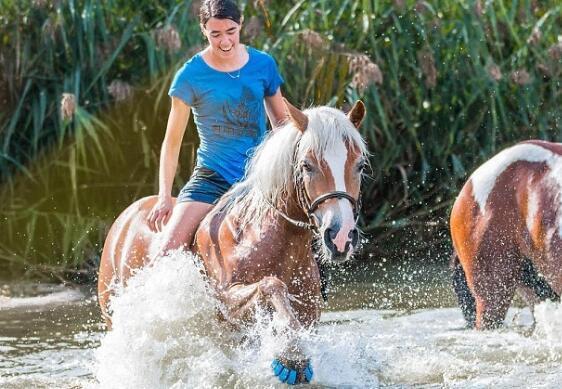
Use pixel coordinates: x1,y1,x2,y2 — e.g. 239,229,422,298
97,100,368,384
450,140,561,330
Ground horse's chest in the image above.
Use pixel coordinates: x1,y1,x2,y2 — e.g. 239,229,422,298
230,234,312,280
231,240,292,277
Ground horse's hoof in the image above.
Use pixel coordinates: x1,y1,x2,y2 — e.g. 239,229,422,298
271,358,313,385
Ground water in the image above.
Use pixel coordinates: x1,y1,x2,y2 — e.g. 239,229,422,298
1,253,562,388
0,283,102,388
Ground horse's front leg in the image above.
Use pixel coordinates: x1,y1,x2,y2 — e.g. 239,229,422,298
219,276,314,385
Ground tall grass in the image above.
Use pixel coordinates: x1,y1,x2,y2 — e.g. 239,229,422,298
258,0,561,250
0,0,201,183
0,72,199,279
0,0,202,278
1,0,561,278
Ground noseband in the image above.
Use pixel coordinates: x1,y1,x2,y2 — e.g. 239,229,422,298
308,191,359,216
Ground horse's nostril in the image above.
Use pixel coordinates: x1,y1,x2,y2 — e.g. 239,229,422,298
323,228,336,250
349,229,359,246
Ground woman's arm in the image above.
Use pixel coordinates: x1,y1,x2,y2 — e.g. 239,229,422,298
265,89,288,130
158,97,190,198
147,97,191,231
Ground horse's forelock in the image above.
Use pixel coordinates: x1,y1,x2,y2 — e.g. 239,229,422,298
296,107,367,162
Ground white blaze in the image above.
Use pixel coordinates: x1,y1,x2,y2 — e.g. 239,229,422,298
324,140,355,252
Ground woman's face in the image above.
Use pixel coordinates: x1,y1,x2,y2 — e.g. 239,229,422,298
202,17,242,60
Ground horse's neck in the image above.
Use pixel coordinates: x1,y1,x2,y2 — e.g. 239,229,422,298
270,193,322,300
270,190,315,263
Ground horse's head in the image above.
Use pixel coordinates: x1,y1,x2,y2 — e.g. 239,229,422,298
287,100,367,263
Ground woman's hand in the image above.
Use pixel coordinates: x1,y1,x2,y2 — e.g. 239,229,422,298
147,195,174,232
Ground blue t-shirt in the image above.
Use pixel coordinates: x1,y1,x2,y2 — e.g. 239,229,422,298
168,46,284,185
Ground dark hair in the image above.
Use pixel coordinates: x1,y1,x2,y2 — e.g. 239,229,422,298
199,0,241,26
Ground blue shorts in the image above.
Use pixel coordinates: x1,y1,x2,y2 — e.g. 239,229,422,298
177,166,232,205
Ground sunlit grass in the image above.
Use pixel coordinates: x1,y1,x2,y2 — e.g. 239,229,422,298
0,0,201,182
0,71,198,279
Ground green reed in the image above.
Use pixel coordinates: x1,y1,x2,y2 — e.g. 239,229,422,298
0,0,202,277
256,0,561,246
0,72,199,279
0,0,200,182
1,0,561,278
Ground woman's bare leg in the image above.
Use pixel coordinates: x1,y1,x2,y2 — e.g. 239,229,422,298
156,201,214,256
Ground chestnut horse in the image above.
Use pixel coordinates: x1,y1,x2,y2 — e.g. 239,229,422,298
450,140,561,330
98,101,367,384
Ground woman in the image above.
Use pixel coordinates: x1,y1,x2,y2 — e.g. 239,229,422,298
146,0,287,255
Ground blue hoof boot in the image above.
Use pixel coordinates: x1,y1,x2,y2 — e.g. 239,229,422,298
271,359,283,376
280,367,290,382
271,357,313,385
304,364,313,382
287,369,298,385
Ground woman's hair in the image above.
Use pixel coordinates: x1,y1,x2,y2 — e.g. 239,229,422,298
199,0,241,26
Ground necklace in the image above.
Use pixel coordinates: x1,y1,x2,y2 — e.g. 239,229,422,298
226,69,241,79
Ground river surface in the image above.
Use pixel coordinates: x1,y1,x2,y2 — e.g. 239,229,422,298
1,252,562,388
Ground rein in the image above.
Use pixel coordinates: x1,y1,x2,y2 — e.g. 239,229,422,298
266,200,317,231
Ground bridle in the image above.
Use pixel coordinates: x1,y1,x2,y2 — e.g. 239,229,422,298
267,155,362,232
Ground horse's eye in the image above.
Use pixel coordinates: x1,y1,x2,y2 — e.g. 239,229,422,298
357,161,366,173
302,161,313,172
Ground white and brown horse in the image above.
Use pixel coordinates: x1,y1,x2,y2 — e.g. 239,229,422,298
98,101,368,384
451,140,561,330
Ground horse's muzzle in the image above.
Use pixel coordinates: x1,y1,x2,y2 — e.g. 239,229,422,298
324,227,358,261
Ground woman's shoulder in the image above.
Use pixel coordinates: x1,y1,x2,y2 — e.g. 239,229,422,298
175,50,205,76
247,46,277,65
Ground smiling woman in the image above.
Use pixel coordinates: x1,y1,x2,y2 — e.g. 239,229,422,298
145,0,288,261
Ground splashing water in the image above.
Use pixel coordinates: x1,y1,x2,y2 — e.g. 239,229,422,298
534,300,562,343
5,258,562,387
93,251,383,388
94,251,305,388
92,249,562,389
94,251,231,388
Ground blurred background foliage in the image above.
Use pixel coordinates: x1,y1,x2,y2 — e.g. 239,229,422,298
0,0,560,280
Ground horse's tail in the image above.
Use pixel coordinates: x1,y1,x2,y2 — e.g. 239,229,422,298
520,259,560,302
450,251,476,328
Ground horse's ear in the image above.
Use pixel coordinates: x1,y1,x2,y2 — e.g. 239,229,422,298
347,100,366,129
284,98,308,133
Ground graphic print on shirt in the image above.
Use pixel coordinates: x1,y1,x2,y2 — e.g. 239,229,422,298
213,86,260,138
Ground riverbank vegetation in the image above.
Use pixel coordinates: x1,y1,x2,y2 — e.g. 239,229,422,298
1,0,560,280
